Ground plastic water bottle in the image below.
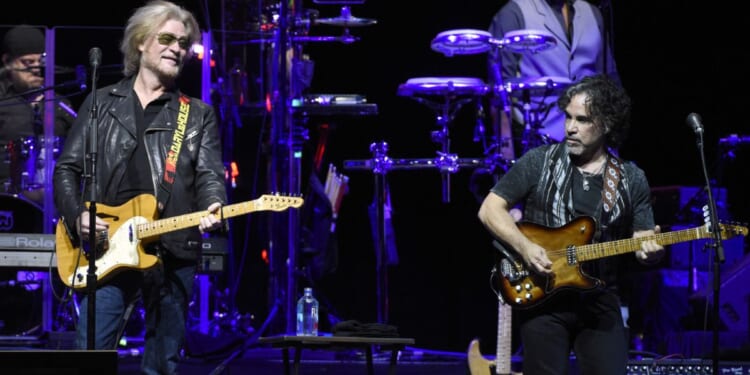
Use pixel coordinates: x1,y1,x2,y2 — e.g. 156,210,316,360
296,287,319,336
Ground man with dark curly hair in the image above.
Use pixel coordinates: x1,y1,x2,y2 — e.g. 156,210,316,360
478,74,664,374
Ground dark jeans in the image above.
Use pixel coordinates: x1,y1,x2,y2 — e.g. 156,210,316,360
76,255,196,375
518,291,628,375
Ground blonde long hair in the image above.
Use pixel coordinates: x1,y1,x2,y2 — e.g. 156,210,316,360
119,0,201,77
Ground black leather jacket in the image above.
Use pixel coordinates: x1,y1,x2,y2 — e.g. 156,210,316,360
53,77,227,259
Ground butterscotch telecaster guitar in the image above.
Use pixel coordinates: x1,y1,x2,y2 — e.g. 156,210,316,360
55,193,303,289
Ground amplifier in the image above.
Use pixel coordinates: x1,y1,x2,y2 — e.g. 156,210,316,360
626,359,750,374
199,236,227,273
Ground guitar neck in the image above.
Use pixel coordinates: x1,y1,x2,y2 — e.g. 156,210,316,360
495,297,512,374
137,200,258,239
577,225,708,262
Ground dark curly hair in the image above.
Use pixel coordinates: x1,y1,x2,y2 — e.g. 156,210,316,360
556,74,631,148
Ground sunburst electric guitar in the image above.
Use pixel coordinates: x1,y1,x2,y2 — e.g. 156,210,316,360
55,193,303,289
496,216,748,309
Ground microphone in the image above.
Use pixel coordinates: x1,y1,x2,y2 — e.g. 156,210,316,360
89,47,101,86
88,47,102,68
686,112,704,135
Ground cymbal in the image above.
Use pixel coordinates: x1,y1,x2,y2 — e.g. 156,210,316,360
500,29,557,53
316,16,376,27
316,5,377,27
504,76,571,98
431,29,493,56
398,77,489,97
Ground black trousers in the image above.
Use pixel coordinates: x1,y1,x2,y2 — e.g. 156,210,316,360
518,290,628,375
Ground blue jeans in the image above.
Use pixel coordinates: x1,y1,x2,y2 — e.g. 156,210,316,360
76,256,196,375
76,271,141,351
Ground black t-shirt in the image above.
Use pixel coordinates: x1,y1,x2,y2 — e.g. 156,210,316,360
572,167,602,216
114,95,170,204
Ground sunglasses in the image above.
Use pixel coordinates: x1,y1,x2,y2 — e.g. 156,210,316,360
156,32,191,50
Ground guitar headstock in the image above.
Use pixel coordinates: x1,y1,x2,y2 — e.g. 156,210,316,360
719,223,749,239
257,194,304,211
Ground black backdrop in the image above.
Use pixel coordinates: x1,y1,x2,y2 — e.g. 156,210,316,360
2,1,748,354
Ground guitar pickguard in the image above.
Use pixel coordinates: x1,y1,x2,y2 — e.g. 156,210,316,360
68,216,150,287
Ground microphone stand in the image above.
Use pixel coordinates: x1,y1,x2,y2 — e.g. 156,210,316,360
85,51,101,350
692,125,725,375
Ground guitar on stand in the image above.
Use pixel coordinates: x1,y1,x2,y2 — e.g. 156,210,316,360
467,243,522,375
467,295,517,375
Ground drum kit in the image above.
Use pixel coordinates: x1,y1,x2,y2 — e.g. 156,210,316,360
344,27,570,203
2,135,60,234
233,4,377,46
337,25,569,325
4,136,60,193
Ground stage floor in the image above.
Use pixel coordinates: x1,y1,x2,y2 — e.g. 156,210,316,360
2,331,749,374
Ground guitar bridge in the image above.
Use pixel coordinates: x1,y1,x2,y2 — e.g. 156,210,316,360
566,245,578,265
499,258,528,282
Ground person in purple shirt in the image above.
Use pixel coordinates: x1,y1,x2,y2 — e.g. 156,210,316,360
487,0,620,158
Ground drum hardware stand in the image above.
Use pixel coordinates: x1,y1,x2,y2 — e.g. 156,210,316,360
411,92,476,203
483,44,515,177
213,0,377,340
515,88,553,155
344,139,492,322
342,141,393,324
262,0,376,336
265,0,300,336
369,142,391,325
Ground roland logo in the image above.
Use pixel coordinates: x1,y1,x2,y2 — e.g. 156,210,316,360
15,235,55,250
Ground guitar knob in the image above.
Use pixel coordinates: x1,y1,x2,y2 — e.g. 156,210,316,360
524,292,532,300
523,283,532,290
514,285,522,292
515,297,523,304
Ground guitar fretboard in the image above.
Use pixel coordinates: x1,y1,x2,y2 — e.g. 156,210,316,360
495,296,512,374
576,224,746,262
137,195,302,239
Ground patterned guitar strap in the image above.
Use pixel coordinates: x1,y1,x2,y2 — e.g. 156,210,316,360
601,155,622,215
158,94,191,212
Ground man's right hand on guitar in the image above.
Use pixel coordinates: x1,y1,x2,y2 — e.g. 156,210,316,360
520,242,553,275
77,210,110,239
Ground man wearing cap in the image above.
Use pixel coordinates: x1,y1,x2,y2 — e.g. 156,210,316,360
0,25,75,202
